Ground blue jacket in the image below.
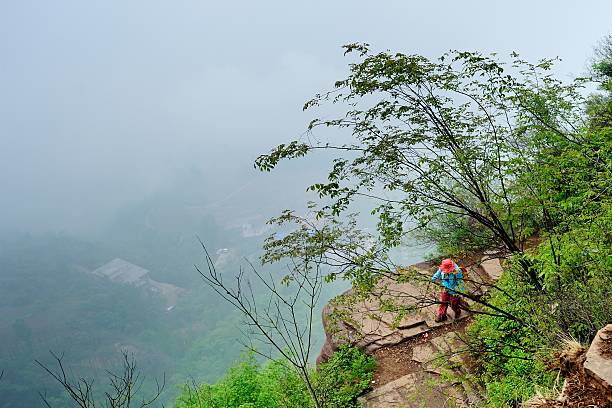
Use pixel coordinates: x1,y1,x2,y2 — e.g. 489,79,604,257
432,263,464,295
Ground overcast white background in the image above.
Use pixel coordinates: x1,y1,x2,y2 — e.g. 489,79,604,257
1,0,610,233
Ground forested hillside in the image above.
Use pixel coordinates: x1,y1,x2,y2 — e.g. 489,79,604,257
0,229,243,406
0,175,352,407
0,201,284,406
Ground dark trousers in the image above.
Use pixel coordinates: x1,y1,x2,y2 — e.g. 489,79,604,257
437,290,461,318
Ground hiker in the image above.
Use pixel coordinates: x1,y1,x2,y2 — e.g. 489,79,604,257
431,258,464,322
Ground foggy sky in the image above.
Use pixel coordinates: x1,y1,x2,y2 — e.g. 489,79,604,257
1,0,610,234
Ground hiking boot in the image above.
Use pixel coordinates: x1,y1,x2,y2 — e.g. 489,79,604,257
434,314,447,323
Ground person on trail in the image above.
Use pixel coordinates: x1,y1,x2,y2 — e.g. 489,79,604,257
431,258,464,322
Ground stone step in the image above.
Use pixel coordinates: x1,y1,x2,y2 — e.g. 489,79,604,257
480,256,503,281
411,343,436,364
361,371,482,407
362,373,418,400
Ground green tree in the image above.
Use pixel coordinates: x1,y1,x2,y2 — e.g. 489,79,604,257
588,34,612,128
256,44,587,291
463,36,612,406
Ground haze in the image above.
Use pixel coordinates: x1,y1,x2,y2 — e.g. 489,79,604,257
1,0,609,235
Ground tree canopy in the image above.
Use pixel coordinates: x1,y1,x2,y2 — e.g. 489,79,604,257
256,44,596,292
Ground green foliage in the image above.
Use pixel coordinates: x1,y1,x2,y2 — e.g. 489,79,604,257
536,214,612,339
593,60,612,80
176,346,375,408
484,365,553,408
417,213,494,258
592,34,612,82
588,35,612,128
175,354,311,408
467,272,557,406
467,127,611,406
262,210,392,292
466,123,611,405
257,44,591,293
313,345,376,407
426,59,611,408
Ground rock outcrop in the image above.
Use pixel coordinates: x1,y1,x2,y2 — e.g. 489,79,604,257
584,324,612,403
318,251,611,407
317,256,500,364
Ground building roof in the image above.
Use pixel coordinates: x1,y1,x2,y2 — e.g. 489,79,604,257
92,258,149,285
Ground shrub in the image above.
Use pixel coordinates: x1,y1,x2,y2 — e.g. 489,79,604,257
176,345,375,408
175,353,310,408
314,344,376,407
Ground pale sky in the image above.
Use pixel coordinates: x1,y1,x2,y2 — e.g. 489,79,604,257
1,0,610,233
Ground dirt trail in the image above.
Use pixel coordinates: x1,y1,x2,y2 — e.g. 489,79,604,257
360,315,484,407
371,318,472,387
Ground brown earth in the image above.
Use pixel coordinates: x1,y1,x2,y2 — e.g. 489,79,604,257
536,373,611,408
371,318,472,387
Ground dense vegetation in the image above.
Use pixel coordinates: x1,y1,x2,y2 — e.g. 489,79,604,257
465,36,612,405
175,345,375,408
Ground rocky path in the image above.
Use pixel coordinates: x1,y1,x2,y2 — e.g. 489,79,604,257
318,254,506,407
359,320,485,407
